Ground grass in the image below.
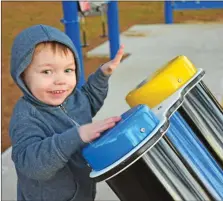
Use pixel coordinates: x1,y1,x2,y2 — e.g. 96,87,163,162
2,1,223,152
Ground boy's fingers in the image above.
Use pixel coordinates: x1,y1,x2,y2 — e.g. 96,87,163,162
114,50,123,63
112,45,124,64
94,133,101,138
112,116,122,122
89,132,101,142
105,116,121,124
92,116,121,133
97,122,116,133
98,117,121,132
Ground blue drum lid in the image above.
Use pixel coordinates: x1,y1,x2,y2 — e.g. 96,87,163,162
82,104,160,171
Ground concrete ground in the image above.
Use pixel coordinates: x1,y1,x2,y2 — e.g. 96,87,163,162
2,23,223,201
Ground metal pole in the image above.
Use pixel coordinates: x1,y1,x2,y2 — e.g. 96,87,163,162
164,1,173,24
107,1,120,60
80,15,89,48
100,9,107,38
61,1,85,88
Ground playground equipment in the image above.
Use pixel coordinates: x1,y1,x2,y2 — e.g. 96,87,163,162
97,4,108,38
77,1,108,47
81,2,108,38
165,1,223,24
61,1,223,87
126,56,223,167
77,1,91,48
61,1,120,88
82,56,223,201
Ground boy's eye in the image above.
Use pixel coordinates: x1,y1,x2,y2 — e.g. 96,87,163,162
42,70,52,74
65,68,75,73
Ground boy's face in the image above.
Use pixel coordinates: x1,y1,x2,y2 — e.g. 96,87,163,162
23,45,76,106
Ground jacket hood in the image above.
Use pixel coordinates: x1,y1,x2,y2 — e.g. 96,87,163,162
10,24,81,107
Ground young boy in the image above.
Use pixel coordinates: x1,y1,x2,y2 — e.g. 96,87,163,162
9,24,124,201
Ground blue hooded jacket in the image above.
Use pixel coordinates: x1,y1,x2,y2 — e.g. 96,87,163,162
9,24,110,201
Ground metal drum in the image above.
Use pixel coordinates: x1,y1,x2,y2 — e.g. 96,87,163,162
179,81,223,167
126,55,223,200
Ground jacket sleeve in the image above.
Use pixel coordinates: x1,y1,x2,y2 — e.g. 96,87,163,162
10,115,86,181
81,67,110,117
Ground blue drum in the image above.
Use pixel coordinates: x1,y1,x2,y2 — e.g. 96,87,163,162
82,104,173,201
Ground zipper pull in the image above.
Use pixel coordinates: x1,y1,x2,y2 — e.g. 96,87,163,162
59,104,81,128
60,104,67,113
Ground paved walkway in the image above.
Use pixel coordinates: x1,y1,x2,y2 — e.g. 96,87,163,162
2,23,223,201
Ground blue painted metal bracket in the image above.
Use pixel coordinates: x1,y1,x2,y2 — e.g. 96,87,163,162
165,1,223,24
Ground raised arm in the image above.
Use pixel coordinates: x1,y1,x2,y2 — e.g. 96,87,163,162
81,45,124,117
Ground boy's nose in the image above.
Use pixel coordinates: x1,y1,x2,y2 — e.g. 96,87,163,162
54,78,66,85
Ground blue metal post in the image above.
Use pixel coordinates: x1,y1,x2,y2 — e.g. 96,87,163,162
61,1,85,88
107,1,120,60
165,1,173,24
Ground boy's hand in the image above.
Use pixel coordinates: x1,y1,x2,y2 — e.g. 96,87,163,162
79,116,121,143
100,45,124,76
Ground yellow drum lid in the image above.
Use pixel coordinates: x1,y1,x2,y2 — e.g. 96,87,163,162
126,55,197,108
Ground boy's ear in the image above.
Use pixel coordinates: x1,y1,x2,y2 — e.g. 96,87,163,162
20,72,28,87
20,72,25,80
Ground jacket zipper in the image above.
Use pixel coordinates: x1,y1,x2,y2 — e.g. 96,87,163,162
59,104,80,128
60,104,91,166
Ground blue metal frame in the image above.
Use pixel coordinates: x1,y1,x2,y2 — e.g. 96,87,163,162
107,1,120,60
61,1,85,88
61,1,120,87
165,1,173,24
165,1,223,24
173,1,223,10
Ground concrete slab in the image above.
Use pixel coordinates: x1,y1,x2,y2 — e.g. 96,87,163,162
2,23,223,201
2,148,17,201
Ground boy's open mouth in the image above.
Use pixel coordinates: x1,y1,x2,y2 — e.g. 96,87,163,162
48,90,67,94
